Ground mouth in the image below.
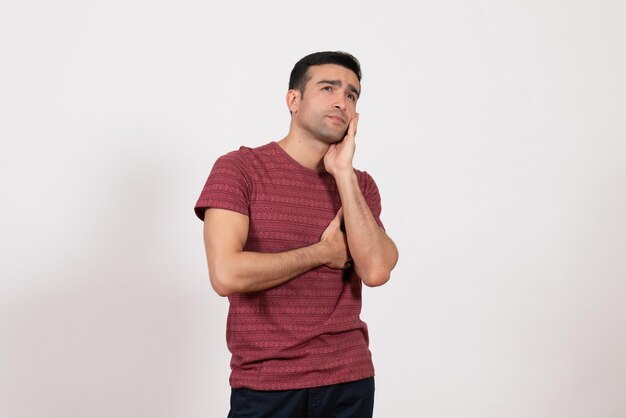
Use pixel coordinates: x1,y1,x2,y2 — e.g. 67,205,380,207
326,115,346,124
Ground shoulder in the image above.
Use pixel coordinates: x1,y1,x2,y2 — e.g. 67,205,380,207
353,168,380,195
216,142,276,165
212,142,276,173
353,167,376,182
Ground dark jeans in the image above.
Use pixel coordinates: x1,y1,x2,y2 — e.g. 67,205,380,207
227,377,375,418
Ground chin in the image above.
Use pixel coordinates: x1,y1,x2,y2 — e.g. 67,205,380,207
320,136,343,145
320,131,345,144
311,124,346,144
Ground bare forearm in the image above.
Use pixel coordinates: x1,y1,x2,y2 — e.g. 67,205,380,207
204,207,350,297
334,170,398,286
210,243,328,296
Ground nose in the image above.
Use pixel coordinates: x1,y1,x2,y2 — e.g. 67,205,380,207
333,98,346,111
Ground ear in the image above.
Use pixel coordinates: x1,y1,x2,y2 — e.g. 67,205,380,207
286,89,300,113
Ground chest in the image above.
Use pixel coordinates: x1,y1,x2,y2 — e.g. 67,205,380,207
245,173,342,251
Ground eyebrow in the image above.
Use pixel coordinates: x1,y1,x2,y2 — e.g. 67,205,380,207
317,80,360,97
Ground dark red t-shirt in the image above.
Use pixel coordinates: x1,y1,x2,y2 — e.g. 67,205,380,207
195,142,384,390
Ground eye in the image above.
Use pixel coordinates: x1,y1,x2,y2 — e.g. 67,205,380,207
322,86,332,92
347,93,356,101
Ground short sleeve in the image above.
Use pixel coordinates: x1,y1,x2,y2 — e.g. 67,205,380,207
194,152,251,220
357,170,385,230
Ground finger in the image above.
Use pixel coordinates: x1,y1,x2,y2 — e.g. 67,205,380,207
327,208,343,229
348,113,359,137
330,208,343,224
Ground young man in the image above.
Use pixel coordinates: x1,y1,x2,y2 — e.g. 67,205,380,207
195,51,398,418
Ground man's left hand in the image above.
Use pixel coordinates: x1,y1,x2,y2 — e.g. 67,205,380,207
324,113,359,176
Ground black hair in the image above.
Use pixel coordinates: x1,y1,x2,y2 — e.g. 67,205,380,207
289,51,362,96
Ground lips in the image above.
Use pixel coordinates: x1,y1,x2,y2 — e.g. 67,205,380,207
326,114,346,124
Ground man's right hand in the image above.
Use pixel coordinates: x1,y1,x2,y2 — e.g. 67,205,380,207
319,208,352,270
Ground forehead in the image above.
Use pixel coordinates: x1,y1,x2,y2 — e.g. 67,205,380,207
306,64,360,89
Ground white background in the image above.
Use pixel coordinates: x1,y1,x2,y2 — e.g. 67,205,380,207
1,1,625,417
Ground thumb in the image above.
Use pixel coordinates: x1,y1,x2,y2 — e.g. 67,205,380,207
335,207,344,221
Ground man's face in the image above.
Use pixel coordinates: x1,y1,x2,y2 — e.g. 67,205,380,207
290,64,361,144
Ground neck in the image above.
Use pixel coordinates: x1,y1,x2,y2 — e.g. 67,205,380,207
277,127,330,172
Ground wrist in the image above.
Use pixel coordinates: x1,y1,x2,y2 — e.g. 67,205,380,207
330,167,355,180
333,169,358,189
312,240,331,266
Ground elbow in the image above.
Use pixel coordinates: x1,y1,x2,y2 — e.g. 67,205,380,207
357,250,397,288
211,279,234,297
361,270,391,287
208,265,238,297
358,264,392,287
355,240,398,287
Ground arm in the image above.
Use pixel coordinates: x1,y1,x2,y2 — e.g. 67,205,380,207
203,207,351,297
324,114,399,287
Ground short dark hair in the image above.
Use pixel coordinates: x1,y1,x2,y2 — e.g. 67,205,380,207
289,51,362,96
